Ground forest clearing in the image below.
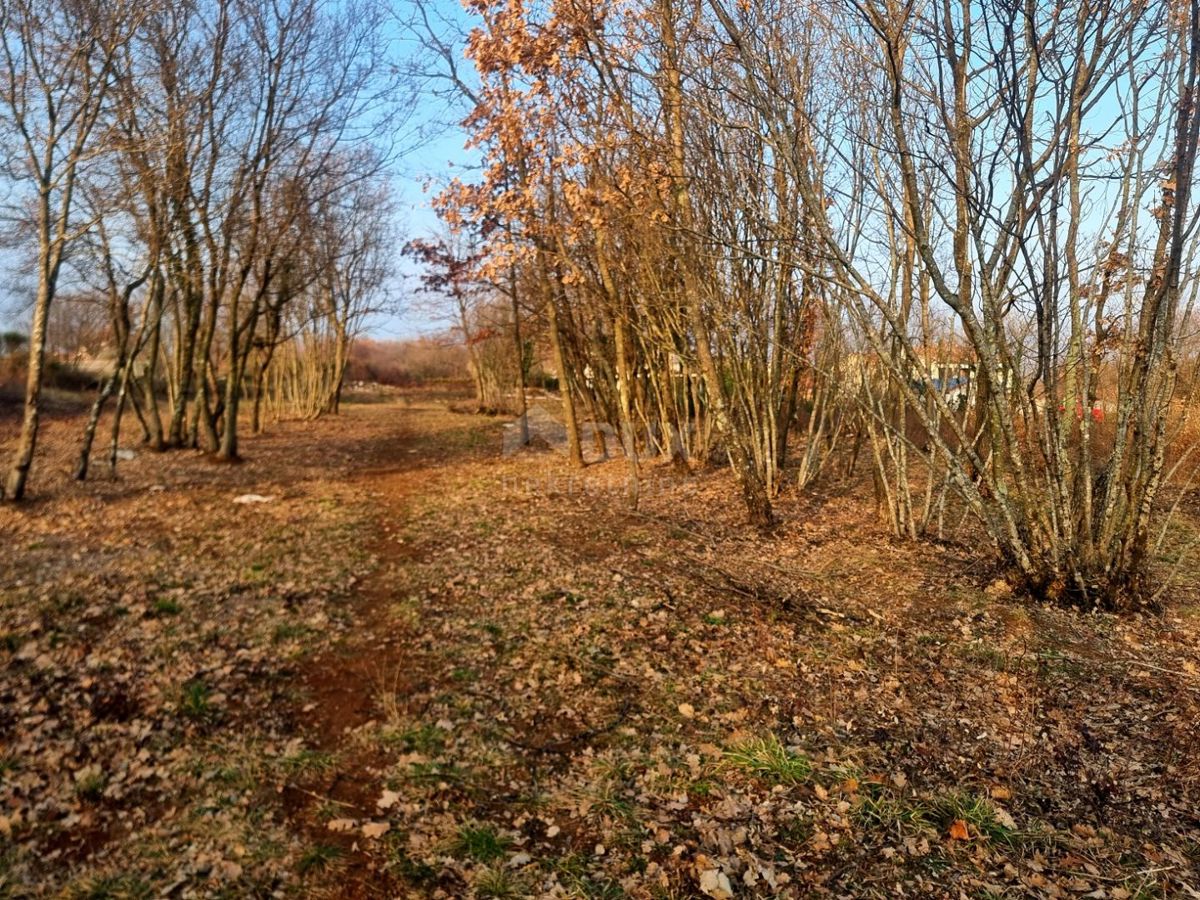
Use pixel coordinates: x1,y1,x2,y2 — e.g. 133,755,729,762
5,0,1200,896
3,388,1200,898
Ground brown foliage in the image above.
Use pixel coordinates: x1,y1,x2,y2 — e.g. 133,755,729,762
344,337,467,387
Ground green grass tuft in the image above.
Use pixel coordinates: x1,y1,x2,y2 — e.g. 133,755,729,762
74,771,107,802
297,844,343,876
474,867,527,899
66,874,155,900
279,749,337,777
930,791,1019,845
272,622,313,644
452,823,511,862
853,791,931,833
722,733,810,785
179,679,213,721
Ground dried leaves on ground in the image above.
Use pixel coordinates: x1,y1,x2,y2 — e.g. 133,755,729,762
3,391,1200,898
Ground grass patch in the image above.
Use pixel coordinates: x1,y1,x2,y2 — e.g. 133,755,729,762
404,760,470,787
74,770,107,802
0,848,24,897
452,823,511,862
963,644,1021,673
689,778,716,798
550,854,627,899
473,867,527,899
540,588,586,606
384,843,438,885
272,622,313,644
852,786,1038,848
65,874,155,899
279,749,338,777
380,723,445,755
722,733,810,785
388,597,422,630
1118,874,1166,900
296,844,343,876
853,791,931,834
582,783,637,823
211,761,259,792
930,791,1020,845
179,679,214,721
152,598,181,617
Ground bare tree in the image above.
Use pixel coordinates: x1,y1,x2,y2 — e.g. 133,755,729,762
711,0,1200,606
0,0,138,499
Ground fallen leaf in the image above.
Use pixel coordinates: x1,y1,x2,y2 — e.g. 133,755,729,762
376,789,400,810
698,867,734,899
361,821,390,839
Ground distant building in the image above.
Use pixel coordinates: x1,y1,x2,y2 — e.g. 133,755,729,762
69,345,149,381
844,342,981,409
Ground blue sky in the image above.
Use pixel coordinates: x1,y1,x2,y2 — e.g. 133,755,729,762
370,0,482,339
376,128,477,339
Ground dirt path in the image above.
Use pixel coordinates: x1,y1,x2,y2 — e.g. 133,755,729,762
280,400,510,896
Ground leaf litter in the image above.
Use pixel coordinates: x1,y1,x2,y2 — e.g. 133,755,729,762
3,390,1200,897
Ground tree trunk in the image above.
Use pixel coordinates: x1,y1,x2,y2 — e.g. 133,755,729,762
546,276,583,467
613,313,640,509
75,373,118,481
3,277,53,501
167,287,201,447
509,262,529,444
141,280,165,451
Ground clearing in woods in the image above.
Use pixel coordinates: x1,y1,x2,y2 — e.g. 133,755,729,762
3,387,1200,898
